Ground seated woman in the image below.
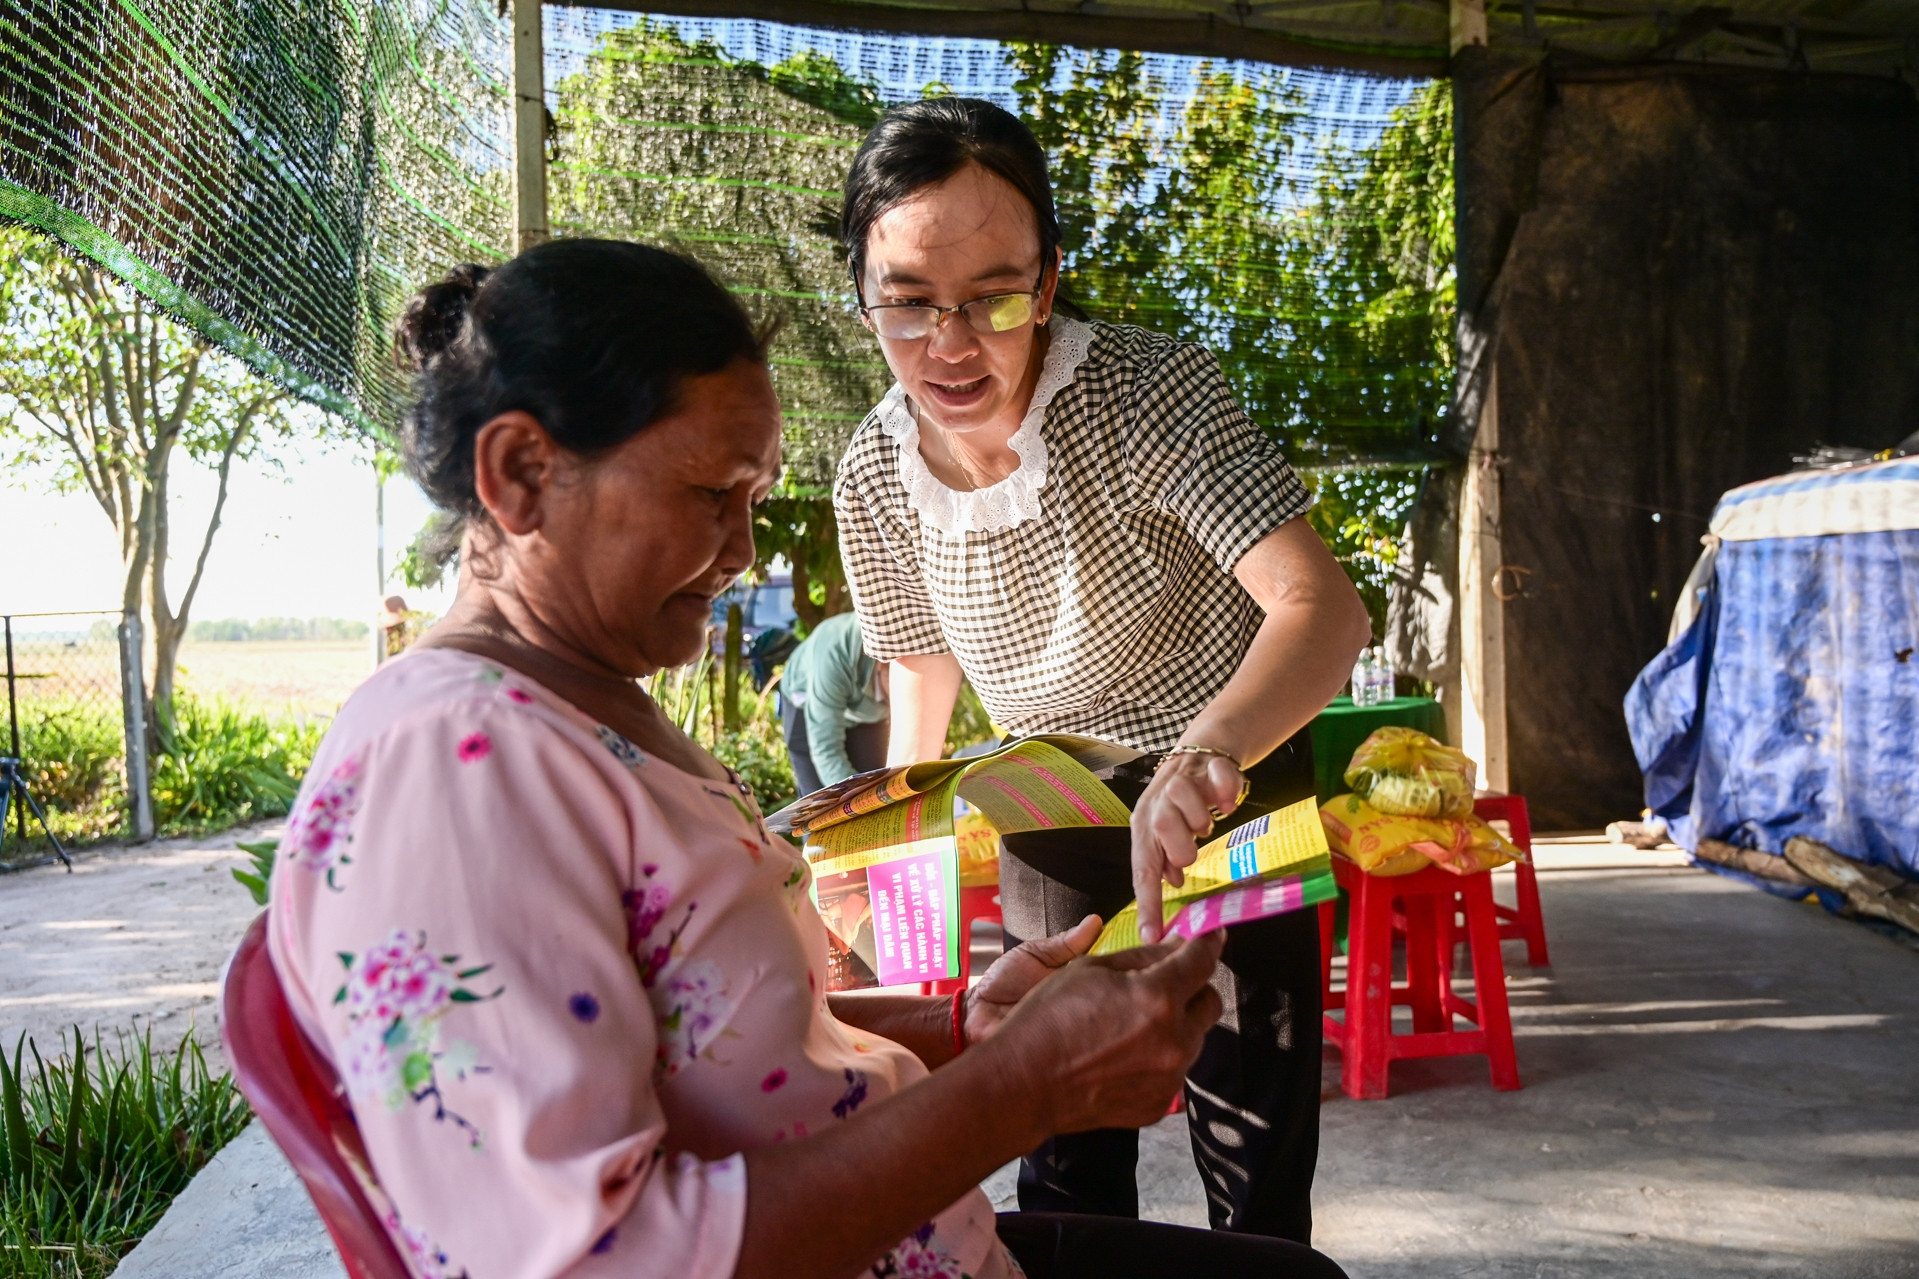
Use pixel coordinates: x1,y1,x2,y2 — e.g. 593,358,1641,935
266,238,1346,1279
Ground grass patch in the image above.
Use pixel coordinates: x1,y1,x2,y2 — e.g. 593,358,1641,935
9,700,127,847
648,660,800,813
150,696,322,833
0,1030,251,1279
644,648,999,815
710,695,798,813
2,695,324,864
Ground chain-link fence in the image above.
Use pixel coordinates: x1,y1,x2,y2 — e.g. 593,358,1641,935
2,611,151,868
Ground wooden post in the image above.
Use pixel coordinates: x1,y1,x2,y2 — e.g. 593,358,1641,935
723,603,744,732
1446,0,1501,787
511,0,548,253
1457,366,1509,792
1451,0,1488,53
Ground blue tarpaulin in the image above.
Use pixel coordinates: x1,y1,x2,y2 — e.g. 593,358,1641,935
1625,456,1919,882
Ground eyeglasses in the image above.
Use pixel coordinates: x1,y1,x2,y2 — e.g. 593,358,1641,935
859,277,1046,341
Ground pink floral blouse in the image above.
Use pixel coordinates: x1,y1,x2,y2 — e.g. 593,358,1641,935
268,648,1018,1279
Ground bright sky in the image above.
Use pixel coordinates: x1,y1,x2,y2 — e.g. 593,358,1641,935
1,426,457,631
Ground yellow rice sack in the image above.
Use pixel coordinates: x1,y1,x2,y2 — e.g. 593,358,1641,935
1343,727,1477,819
1319,793,1523,876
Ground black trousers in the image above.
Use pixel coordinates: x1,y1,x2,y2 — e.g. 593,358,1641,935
996,1212,1346,1279
781,696,888,796
998,728,1322,1244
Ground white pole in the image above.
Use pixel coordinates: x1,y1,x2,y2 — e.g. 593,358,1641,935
512,0,549,254
372,465,386,670
1456,366,1509,792
1451,0,1488,52
118,611,154,841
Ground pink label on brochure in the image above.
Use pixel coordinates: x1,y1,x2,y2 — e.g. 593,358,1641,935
1166,876,1309,941
868,850,951,985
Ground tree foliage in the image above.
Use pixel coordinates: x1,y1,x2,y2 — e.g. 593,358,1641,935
1296,83,1453,630
1009,56,1454,629
0,227,314,717
544,32,1453,630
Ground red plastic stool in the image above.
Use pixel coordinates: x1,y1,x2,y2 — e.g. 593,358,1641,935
1473,794,1549,966
922,883,1002,995
1319,857,1521,1099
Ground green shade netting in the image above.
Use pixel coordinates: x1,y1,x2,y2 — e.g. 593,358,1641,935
0,0,514,427
0,3,1451,493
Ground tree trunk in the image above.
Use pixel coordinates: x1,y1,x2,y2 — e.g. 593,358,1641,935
141,352,225,730
790,557,825,632
146,438,180,723
818,578,847,618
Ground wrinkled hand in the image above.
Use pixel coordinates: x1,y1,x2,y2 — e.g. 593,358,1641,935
1130,752,1247,943
990,931,1226,1134
963,915,1102,1047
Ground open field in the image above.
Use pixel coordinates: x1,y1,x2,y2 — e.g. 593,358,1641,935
172,640,372,715
5,638,371,719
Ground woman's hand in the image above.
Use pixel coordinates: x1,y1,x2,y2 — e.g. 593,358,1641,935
1129,751,1248,944
962,914,1102,1046
986,932,1226,1133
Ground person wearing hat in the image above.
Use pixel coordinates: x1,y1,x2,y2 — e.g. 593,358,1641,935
377,594,416,659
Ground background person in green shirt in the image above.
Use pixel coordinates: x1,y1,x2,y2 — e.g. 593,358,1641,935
781,611,890,792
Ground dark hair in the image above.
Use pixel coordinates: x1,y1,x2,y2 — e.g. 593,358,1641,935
395,238,768,529
840,97,1061,297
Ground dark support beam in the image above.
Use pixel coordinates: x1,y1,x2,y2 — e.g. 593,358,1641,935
554,0,1450,75
1653,7,1730,57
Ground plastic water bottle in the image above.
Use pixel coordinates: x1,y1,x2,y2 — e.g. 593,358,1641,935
1351,647,1377,706
1369,645,1396,705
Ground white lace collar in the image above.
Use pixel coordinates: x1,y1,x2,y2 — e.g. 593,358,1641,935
876,317,1094,535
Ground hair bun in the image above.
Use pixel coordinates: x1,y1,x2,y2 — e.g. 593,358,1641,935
395,263,491,371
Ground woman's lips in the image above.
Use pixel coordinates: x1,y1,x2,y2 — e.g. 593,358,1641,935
669,591,717,615
922,374,990,409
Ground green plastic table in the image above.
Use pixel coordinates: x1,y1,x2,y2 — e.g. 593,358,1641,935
1309,695,1447,803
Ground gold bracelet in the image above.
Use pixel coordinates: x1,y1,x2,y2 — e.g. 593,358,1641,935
1159,744,1245,773
1160,746,1252,821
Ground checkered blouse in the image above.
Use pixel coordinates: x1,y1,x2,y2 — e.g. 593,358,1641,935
833,318,1314,753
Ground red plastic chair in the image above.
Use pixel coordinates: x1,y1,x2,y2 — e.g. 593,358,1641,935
1472,794,1549,966
223,912,410,1279
1319,857,1521,1100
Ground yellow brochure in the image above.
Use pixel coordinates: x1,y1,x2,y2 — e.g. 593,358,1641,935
1092,797,1334,955
784,735,1140,992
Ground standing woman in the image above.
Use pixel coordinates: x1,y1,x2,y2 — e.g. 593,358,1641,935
834,99,1373,1243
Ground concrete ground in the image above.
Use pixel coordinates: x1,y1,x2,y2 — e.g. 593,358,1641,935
1307,853,1919,1278
14,837,1914,1277
0,820,281,1073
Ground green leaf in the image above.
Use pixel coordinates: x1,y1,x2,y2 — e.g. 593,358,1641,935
98,1073,124,1185
57,1034,86,1190
231,868,269,906
400,1053,432,1091
1,1037,31,1184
